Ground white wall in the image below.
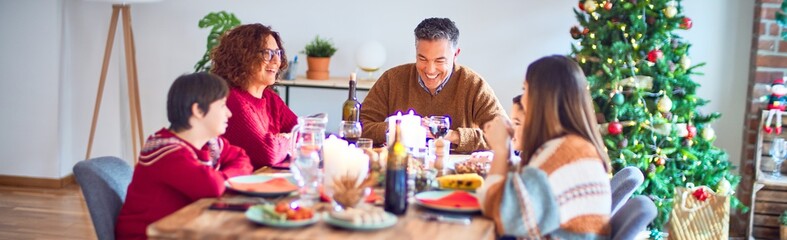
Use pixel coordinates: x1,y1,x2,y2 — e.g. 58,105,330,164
0,0,63,178
0,0,753,178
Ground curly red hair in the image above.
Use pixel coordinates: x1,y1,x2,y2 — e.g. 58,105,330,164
210,23,289,89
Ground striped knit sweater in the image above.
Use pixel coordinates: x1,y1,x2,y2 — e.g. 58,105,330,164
478,134,611,239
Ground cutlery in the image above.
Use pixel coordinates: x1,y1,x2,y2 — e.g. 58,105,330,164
420,213,471,225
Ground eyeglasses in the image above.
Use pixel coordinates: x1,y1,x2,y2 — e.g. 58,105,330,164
260,49,282,62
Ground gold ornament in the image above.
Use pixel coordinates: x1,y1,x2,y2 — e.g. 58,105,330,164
653,123,672,135
675,123,688,137
584,0,598,13
621,75,654,90
701,126,716,140
657,97,673,113
664,1,678,18
680,55,691,69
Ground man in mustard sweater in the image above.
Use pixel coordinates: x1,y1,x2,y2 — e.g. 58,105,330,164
360,17,505,153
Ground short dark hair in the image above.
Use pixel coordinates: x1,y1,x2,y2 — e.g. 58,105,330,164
167,72,229,132
414,17,459,47
512,95,523,109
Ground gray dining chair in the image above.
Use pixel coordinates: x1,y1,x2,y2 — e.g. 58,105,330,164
610,195,657,240
73,156,133,240
610,166,644,215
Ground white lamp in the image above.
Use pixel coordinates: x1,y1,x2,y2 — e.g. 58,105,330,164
355,41,386,81
84,0,160,163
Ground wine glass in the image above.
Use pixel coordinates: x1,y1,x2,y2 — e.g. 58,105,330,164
769,137,786,178
338,121,363,145
428,116,451,139
290,148,320,206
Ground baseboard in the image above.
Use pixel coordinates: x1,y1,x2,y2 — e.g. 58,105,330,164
0,174,76,188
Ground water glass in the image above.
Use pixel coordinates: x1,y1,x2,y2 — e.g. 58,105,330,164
356,138,373,149
771,138,787,178
290,149,320,206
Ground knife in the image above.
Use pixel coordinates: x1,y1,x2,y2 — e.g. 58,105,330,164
420,213,471,225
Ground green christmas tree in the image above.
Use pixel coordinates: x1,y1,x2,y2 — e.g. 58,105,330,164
568,0,745,233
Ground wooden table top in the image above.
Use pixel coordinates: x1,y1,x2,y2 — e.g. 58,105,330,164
147,154,496,240
147,196,495,240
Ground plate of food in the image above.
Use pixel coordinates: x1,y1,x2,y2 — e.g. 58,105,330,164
323,205,398,231
245,202,318,228
226,175,299,197
415,190,481,213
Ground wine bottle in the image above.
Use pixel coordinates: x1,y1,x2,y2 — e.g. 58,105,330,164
384,119,408,215
342,73,361,122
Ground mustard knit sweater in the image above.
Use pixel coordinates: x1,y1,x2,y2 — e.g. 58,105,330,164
360,63,505,153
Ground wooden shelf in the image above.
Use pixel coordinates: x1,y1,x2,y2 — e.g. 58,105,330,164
277,76,377,90
749,110,787,238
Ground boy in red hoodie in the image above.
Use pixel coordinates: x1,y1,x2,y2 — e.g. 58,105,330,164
115,72,253,239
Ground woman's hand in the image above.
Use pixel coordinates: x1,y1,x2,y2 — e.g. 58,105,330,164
483,116,513,176
483,116,513,152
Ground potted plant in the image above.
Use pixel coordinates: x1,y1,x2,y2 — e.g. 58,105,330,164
781,210,787,240
194,11,240,72
302,35,337,80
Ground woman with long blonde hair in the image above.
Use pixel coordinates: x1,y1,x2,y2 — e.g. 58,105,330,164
478,55,612,239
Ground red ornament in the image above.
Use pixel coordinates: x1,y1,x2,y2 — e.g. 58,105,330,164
655,157,666,166
680,17,693,30
647,49,664,62
608,121,623,135
604,1,613,10
582,28,590,35
579,1,585,11
686,125,697,139
692,187,710,202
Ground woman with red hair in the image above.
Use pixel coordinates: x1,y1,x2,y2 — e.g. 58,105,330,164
211,23,297,169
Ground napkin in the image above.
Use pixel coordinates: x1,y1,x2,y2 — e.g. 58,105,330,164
229,177,298,193
418,191,480,208
319,186,381,203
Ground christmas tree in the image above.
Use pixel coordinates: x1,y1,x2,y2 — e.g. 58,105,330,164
568,0,745,233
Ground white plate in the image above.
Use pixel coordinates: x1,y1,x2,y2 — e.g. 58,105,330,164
225,175,298,197
245,205,319,228
414,190,481,213
322,212,398,230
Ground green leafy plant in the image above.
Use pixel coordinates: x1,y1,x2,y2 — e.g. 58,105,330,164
781,210,787,225
194,11,241,72
301,35,337,58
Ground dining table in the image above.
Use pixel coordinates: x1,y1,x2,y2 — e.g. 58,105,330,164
146,154,497,240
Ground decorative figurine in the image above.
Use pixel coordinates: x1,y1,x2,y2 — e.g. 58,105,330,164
764,78,787,134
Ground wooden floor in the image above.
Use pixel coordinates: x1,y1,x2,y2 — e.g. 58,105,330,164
0,184,96,240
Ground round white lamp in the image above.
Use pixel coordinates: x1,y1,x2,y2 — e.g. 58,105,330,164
355,41,386,81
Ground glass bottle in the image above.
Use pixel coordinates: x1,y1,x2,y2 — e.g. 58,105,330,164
384,119,408,215
342,73,361,122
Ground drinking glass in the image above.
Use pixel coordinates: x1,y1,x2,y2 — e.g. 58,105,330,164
771,138,787,178
290,148,320,206
356,138,373,149
338,121,363,145
428,116,451,139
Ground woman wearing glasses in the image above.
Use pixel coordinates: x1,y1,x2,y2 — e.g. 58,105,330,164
211,23,297,169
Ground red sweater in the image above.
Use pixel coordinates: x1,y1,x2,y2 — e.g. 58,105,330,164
115,128,252,240
223,87,298,169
